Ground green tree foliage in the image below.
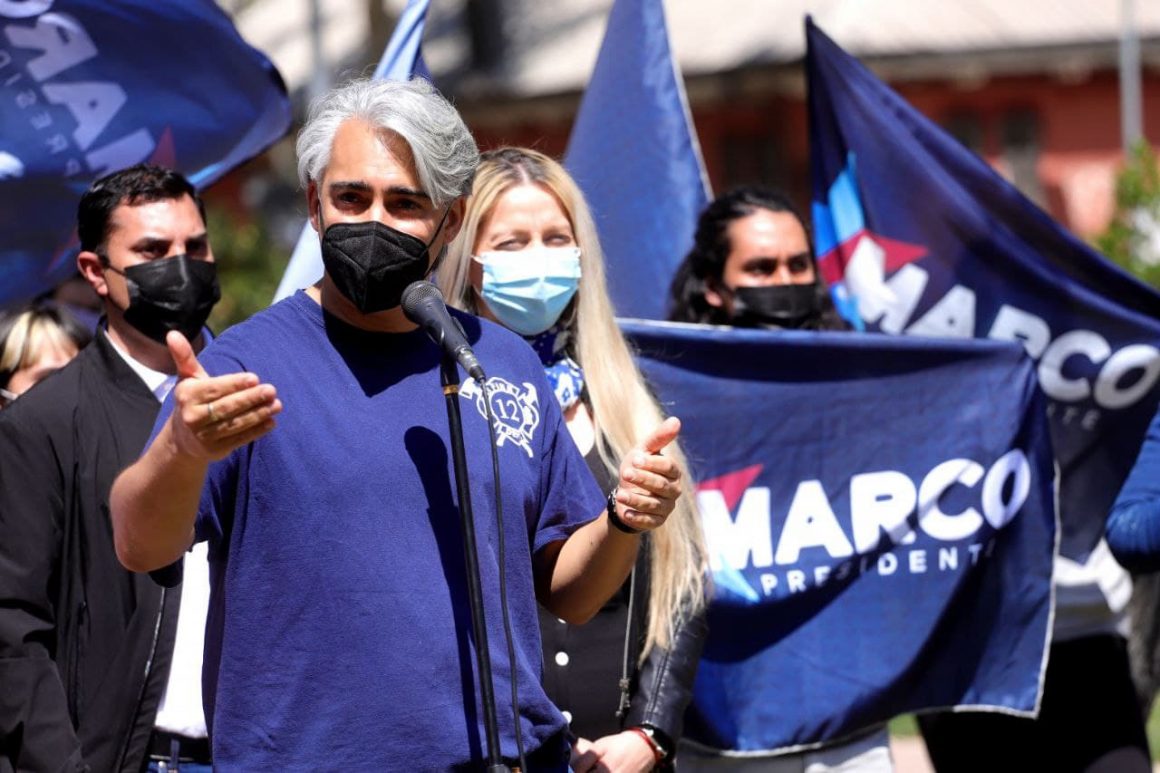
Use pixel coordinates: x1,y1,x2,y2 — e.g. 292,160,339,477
205,206,289,333
1095,141,1160,287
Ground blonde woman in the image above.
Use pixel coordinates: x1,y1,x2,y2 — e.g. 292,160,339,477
438,147,709,772
0,301,90,406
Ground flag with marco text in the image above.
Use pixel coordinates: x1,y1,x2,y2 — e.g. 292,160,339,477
624,320,1055,753
564,0,710,320
807,18,1160,561
0,0,289,305
272,0,431,302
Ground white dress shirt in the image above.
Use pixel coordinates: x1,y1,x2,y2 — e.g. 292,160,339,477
104,330,209,739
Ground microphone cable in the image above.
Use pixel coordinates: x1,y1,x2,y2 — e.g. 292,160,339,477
480,378,528,772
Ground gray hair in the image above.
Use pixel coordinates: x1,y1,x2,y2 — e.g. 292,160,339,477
296,77,479,206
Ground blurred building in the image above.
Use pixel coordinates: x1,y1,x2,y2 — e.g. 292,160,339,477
221,0,1160,239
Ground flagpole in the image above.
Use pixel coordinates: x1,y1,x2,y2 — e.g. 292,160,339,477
1119,0,1143,154
308,0,330,102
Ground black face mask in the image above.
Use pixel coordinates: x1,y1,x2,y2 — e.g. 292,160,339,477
107,254,220,343
731,284,822,330
319,210,449,313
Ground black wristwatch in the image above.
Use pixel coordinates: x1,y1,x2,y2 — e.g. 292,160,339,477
607,486,642,534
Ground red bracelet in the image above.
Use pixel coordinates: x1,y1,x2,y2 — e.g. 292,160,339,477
627,726,665,766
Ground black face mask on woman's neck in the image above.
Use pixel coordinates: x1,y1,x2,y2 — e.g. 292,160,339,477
730,283,822,330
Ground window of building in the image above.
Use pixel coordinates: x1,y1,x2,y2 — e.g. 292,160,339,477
720,132,787,192
944,111,984,155
1001,108,1044,206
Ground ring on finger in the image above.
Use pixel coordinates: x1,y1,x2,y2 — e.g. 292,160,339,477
205,401,218,423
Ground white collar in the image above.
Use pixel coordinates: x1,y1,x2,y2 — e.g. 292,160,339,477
102,329,177,403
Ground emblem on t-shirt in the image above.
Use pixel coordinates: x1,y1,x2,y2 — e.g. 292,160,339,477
461,377,541,458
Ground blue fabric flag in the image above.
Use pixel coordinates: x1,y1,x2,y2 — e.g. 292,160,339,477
622,320,1055,753
806,18,1160,561
564,0,710,320
0,1,289,305
273,0,430,302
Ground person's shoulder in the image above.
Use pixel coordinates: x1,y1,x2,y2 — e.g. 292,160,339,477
204,293,320,368
214,293,313,343
458,311,552,382
451,309,534,360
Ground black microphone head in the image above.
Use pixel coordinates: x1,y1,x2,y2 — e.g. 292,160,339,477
401,280,444,324
401,279,486,380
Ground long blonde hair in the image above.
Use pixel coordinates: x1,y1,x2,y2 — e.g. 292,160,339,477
0,303,90,394
437,147,707,655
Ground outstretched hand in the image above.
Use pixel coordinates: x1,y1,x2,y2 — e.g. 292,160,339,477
612,416,683,534
165,331,282,462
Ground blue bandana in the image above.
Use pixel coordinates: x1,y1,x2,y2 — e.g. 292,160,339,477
525,325,585,411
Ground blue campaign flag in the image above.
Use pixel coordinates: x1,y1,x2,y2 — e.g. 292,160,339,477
273,0,430,302
622,320,1055,752
564,0,710,320
806,18,1160,561
0,1,289,305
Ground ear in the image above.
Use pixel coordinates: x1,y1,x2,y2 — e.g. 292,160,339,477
307,180,321,235
77,250,110,298
468,255,483,290
704,278,727,309
440,197,466,246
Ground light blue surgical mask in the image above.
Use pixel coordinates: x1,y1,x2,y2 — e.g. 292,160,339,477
474,246,582,335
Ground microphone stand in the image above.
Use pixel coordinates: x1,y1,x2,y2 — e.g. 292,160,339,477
440,354,511,773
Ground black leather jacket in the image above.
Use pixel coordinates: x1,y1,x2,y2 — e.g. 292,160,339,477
0,334,182,773
620,552,709,768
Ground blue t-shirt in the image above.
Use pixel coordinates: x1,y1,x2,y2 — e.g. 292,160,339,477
154,291,604,769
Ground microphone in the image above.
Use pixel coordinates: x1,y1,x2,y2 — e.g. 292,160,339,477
402,280,486,381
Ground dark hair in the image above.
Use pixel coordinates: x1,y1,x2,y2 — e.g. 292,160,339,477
0,301,92,389
666,185,845,330
77,164,204,254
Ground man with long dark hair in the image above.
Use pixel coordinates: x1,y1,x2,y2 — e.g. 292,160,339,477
667,187,892,772
668,186,846,331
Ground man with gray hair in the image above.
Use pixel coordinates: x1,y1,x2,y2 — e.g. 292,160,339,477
110,77,685,769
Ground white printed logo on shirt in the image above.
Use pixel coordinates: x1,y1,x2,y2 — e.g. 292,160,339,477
461,377,540,458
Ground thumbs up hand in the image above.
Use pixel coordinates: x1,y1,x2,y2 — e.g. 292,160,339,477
611,416,683,534
169,328,210,381
165,331,282,462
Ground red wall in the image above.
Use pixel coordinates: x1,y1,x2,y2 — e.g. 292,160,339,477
468,67,1160,240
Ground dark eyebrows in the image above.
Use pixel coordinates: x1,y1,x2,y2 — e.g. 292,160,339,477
327,181,431,200
327,180,372,194
129,236,173,252
129,231,208,252
390,185,431,200
744,252,812,266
